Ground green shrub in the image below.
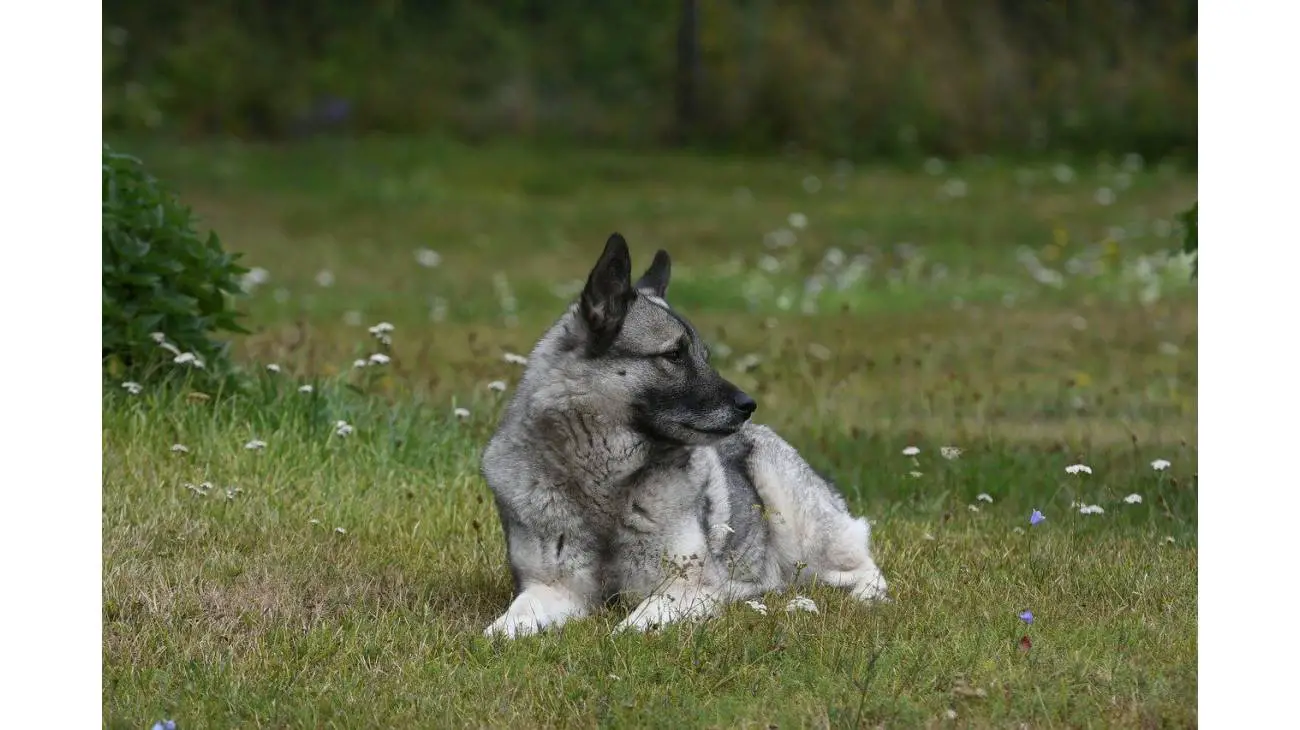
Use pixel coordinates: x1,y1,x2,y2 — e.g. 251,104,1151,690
102,144,248,378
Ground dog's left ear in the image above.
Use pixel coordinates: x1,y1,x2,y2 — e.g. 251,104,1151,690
580,233,636,354
634,249,672,299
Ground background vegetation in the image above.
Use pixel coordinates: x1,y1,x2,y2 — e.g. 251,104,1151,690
102,0,1197,160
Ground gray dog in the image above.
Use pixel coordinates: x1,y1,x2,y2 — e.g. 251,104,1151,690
481,234,888,638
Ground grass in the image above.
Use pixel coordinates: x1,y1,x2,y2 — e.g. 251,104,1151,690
103,137,1197,728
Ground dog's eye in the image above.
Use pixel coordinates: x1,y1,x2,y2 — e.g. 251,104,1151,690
660,343,687,363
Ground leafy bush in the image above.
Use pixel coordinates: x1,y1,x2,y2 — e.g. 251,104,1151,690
102,144,248,377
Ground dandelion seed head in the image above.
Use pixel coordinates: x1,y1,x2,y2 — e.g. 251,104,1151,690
415,248,442,268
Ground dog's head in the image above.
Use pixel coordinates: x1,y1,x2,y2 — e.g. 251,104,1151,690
559,233,757,445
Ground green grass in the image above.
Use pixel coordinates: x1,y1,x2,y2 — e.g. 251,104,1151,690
103,137,1197,728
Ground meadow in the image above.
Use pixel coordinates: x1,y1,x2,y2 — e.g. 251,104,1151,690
102,138,1197,728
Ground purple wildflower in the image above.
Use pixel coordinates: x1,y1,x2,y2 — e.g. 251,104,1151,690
1018,610,1034,624
151,721,176,730
1030,509,1045,526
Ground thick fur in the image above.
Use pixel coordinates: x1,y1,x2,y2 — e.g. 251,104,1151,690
481,233,888,638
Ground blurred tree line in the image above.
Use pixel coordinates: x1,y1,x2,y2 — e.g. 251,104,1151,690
102,0,1196,160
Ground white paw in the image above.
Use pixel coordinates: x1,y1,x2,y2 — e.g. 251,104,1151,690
614,594,684,634
851,572,891,603
483,586,583,639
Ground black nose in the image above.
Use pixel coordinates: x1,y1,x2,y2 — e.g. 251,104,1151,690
733,391,757,415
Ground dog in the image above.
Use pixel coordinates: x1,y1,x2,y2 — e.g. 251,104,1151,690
481,233,888,638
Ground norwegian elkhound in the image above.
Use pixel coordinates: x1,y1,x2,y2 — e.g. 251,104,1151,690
481,233,888,638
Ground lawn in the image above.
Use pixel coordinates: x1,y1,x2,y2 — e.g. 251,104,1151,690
102,137,1198,728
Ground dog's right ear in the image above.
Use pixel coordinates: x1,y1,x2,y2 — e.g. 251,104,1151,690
579,233,636,354
634,249,672,300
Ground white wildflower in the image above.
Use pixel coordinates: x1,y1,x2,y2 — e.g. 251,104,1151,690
945,709,958,720
453,407,471,420
298,384,314,394
309,518,321,526
224,486,242,500
368,322,394,337
909,471,923,478
1013,527,1025,535
967,504,980,513
266,364,281,373
353,359,369,369
121,381,143,395
1078,504,1105,515
244,439,267,451
368,353,391,365
785,596,819,614
744,599,769,616
315,269,335,287
487,380,507,392
415,248,442,268
923,532,936,541
1163,536,1176,544
1123,493,1143,504
1065,463,1093,475
335,526,347,534
788,212,809,230
335,420,354,437
902,446,921,457
1150,459,1171,471
976,493,993,503
173,352,205,368
170,444,189,454
940,446,962,460
150,332,167,344
503,352,528,365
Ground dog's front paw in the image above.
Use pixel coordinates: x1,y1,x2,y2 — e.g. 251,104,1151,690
850,572,891,604
613,594,691,634
483,587,584,639
484,609,543,639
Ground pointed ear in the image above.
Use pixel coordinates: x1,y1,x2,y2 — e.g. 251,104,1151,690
579,233,635,354
634,249,672,299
